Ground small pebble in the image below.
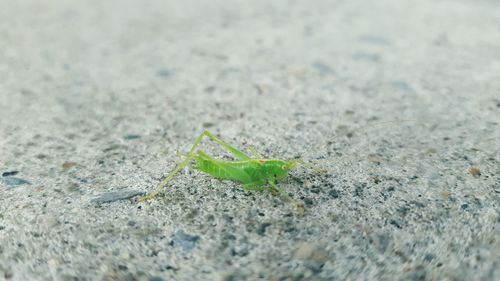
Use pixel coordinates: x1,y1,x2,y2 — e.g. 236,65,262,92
469,167,481,178
35,154,48,159
123,134,141,140
328,190,340,199
156,68,172,78
170,230,200,252
91,190,145,204
423,253,435,262
257,223,271,236
62,162,78,170
121,272,137,281
391,80,416,94
312,62,335,76
202,122,215,128
440,191,450,198
294,242,329,262
374,233,391,253
231,244,249,257
4,268,13,279
304,260,324,273
0,177,31,188
302,197,314,206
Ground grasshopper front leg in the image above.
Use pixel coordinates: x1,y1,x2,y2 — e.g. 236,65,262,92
269,181,304,217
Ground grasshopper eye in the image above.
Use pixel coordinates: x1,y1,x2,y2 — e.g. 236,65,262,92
281,165,286,170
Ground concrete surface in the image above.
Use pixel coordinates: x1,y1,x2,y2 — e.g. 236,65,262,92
1,0,499,280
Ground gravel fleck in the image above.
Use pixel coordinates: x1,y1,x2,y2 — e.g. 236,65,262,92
2,171,19,177
91,190,145,204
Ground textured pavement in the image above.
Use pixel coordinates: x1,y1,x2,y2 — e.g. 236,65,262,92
1,0,499,280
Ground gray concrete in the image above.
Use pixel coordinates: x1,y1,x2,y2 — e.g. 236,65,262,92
1,0,499,280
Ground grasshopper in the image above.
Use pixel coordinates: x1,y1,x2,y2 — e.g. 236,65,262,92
140,131,304,215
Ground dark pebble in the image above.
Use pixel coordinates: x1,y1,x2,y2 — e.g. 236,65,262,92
328,190,340,198
223,273,237,281
4,269,13,279
103,144,121,152
303,197,314,206
156,68,172,78
2,171,19,177
354,183,366,196
121,273,137,281
0,177,32,188
164,264,178,271
423,253,435,262
123,134,141,140
304,260,324,274
231,244,249,257
91,190,145,204
169,230,200,252
202,122,215,128
204,86,216,93
310,186,321,194
405,267,426,281
257,222,271,236
375,233,391,253
390,219,402,229
222,214,233,224
35,154,48,159
398,206,410,216
224,233,236,240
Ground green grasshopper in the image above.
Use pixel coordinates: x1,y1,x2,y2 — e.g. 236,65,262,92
140,131,304,215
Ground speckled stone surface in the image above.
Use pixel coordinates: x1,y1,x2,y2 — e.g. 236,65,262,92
1,0,499,280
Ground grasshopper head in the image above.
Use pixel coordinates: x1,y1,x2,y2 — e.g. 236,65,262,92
265,160,299,181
